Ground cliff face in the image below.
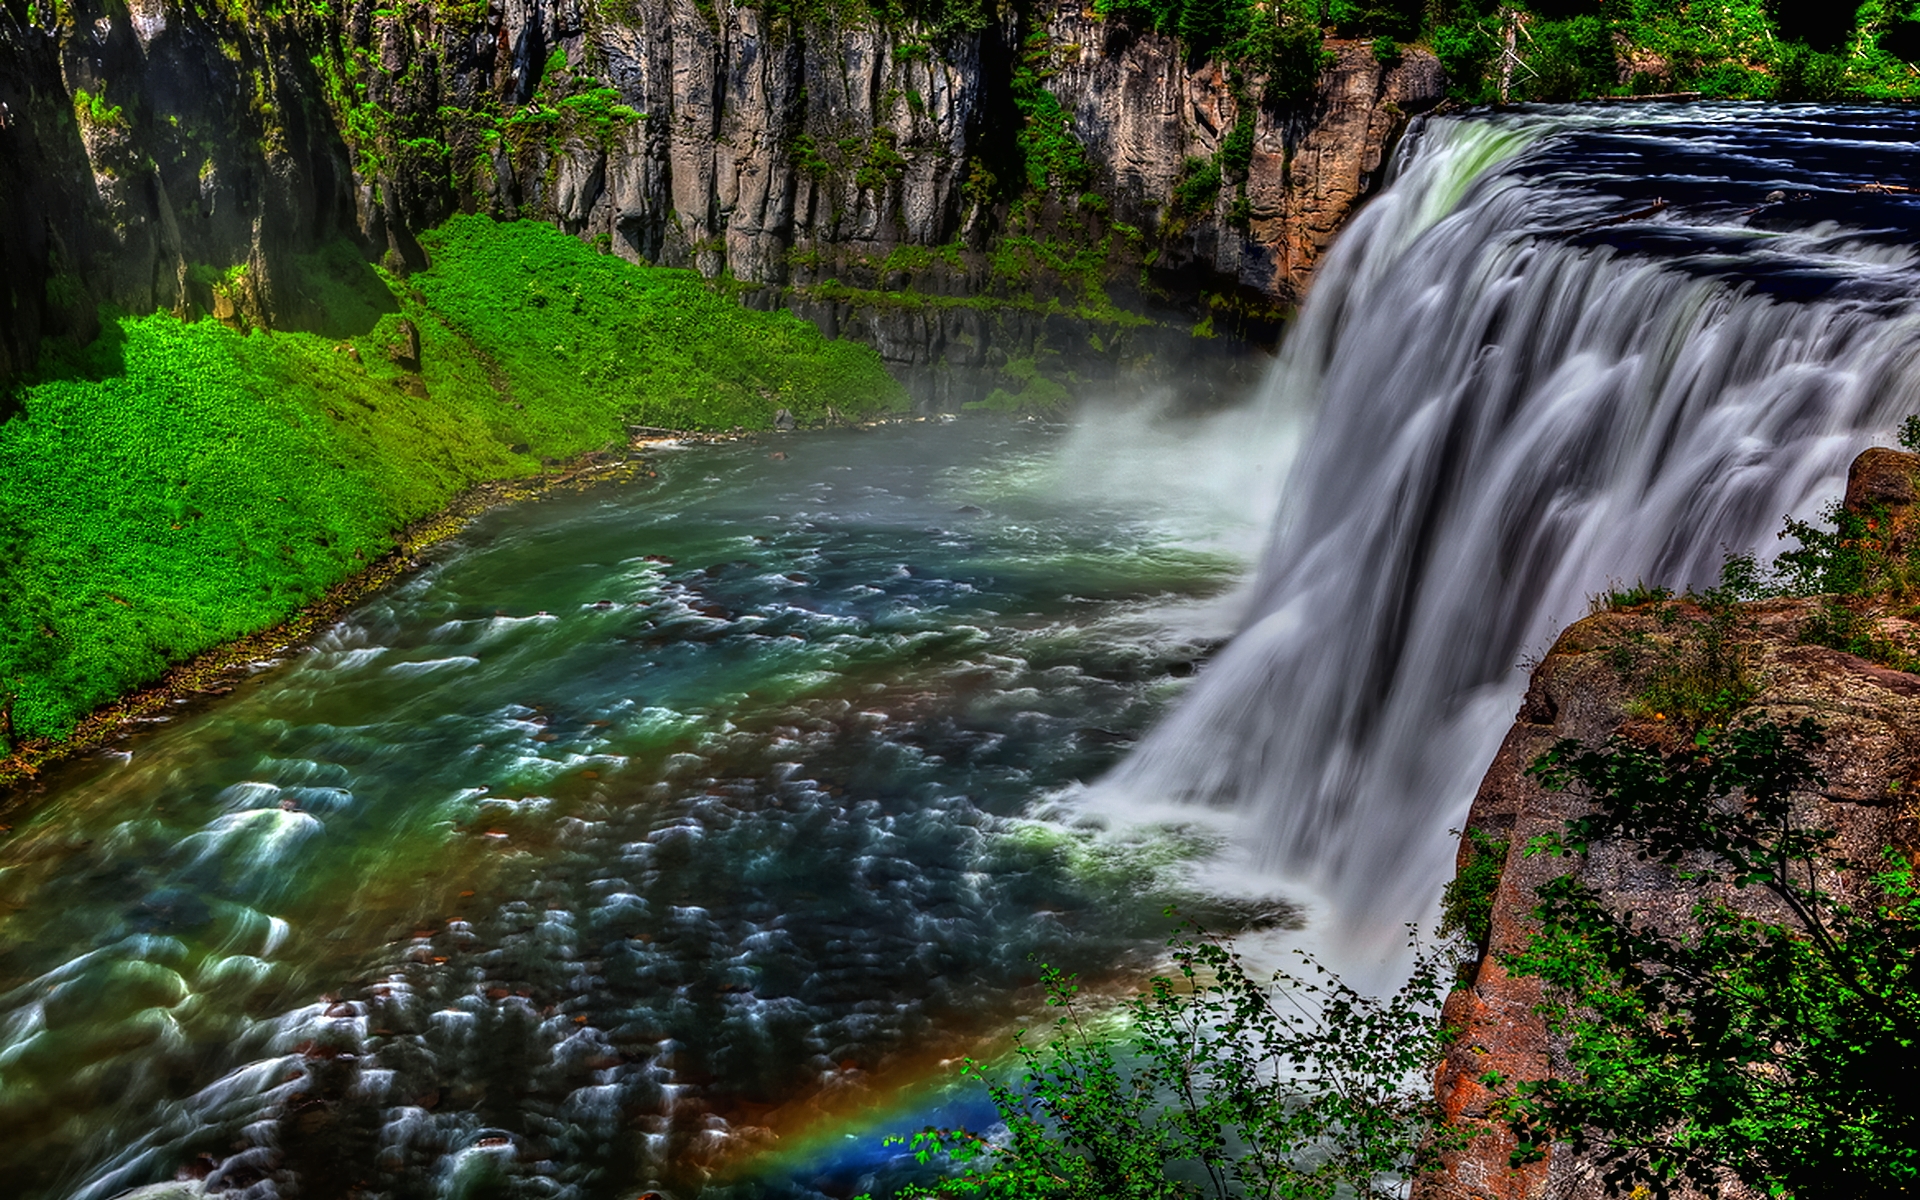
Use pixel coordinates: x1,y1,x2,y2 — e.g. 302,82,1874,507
1426,449,1920,1199
0,0,1442,403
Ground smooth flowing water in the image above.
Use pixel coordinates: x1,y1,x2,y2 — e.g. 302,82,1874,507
1107,103,1920,944
13,103,1920,1200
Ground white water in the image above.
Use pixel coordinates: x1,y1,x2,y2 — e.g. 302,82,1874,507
1097,105,1920,946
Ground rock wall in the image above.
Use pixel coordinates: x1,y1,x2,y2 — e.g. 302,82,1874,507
1425,449,1920,1199
0,0,1444,405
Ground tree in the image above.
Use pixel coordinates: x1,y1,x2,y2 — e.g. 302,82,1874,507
1494,718,1920,1198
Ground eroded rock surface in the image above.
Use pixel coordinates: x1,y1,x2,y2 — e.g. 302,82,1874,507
0,0,1443,401
1427,448,1920,1198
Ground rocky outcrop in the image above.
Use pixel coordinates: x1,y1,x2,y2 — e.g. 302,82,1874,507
1426,448,1920,1199
0,0,1444,404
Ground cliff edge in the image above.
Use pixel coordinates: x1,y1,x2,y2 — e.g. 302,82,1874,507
0,0,1443,401
1427,447,1920,1199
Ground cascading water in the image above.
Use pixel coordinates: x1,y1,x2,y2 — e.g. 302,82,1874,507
1107,104,1920,941
8,103,1920,1200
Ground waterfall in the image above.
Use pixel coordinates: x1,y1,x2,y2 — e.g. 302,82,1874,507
1106,104,1920,937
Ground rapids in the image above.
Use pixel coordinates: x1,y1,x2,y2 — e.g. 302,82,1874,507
9,102,1920,1199
0,421,1284,1200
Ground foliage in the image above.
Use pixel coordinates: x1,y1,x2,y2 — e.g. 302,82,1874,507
896,928,1463,1199
1599,579,1673,611
1327,0,1423,42
1440,828,1510,948
1772,42,1852,99
967,355,1073,414
1430,17,1501,103
1404,0,1920,102
1510,16,1618,101
1010,34,1096,194
72,88,127,129
1499,718,1920,1199
1093,0,1327,101
1707,480,1920,669
856,128,911,191
1170,155,1223,219
1218,111,1255,179
0,218,903,744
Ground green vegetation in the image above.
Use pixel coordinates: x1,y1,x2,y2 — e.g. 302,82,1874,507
71,88,126,130
969,355,1073,413
892,718,1920,1198
1439,827,1509,948
1595,428,1920,721
1623,577,1758,727
1011,32,1098,195
0,216,903,747
892,929,1462,1198
1502,718,1920,1198
1095,0,1329,95
1420,0,1920,102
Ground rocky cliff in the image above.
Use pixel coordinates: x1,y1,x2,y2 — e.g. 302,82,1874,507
1425,448,1920,1199
0,0,1443,405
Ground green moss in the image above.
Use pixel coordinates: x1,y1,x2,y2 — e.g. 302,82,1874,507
0,216,904,744
1011,33,1095,194
1167,154,1223,228
72,88,126,130
854,127,908,192
965,355,1073,414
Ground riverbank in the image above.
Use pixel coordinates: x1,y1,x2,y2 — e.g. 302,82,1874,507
0,215,906,769
0,445,638,797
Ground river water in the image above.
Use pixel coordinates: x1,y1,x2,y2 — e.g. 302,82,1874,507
0,419,1300,1200
12,103,1920,1200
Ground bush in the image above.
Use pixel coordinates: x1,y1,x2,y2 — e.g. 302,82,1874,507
1431,17,1500,102
893,928,1463,1199
1515,15,1619,100
1170,155,1223,217
1500,718,1920,1199
1440,828,1509,948
1773,41,1851,98
1232,1,1332,104
1327,0,1423,41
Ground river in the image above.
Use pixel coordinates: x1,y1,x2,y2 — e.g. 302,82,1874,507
10,102,1920,1199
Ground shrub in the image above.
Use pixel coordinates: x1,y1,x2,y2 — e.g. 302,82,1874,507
1501,718,1920,1199
1773,41,1851,98
1170,155,1223,217
892,928,1464,1199
1514,15,1619,101
1440,828,1510,948
1430,17,1501,102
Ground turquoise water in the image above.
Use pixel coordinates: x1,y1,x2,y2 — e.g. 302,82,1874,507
0,419,1265,1200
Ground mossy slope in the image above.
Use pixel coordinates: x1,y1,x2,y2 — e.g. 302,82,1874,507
0,216,906,745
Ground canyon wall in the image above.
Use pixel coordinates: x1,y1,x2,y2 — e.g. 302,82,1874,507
0,0,1443,404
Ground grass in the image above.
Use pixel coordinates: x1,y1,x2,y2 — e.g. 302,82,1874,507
0,216,905,746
